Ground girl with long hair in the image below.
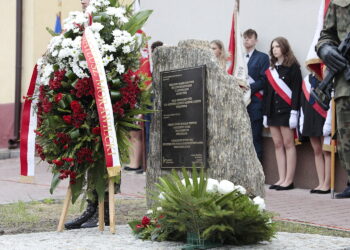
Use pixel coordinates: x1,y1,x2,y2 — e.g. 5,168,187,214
263,37,302,191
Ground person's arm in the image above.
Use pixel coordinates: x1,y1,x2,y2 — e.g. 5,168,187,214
250,54,270,95
291,64,302,111
316,3,340,52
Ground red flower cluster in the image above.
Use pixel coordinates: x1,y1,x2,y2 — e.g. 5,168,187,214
112,70,141,116
49,70,66,90
64,101,87,128
92,126,100,135
52,159,64,166
77,148,94,164
53,132,71,145
41,98,53,113
73,77,94,98
59,169,77,184
141,216,151,226
35,144,45,160
55,93,63,103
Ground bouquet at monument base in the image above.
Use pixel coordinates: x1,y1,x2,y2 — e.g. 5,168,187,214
129,168,275,247
32,0,152,202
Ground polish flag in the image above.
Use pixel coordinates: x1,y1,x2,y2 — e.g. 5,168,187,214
227,0,250,106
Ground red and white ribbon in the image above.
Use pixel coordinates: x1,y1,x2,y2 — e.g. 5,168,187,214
20,65,39,182
266,68,292,106
82,27,121,177
301,76,327,118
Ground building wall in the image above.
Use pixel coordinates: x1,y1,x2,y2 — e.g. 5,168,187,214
0,0,81,147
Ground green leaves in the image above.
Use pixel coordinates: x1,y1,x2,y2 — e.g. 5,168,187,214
50,172,61,194
122,10,153,35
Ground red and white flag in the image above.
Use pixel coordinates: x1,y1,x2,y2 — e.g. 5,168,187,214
227,0,250,106
20,65,39,183
305,0,331,80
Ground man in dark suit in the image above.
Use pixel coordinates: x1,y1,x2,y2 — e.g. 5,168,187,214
243,29,270,163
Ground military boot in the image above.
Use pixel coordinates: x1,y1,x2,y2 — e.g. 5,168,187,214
64,199,98,230
80,210,98,228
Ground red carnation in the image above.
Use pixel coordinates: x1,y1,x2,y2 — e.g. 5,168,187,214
52,159,64,166
141,216,151,226
63,115,72,124
92,127,100,135
74,77,94,98
55,93,63,103
63,157,74,162
42,98,52,113
63,144,69,149
136,224,144,229
76,148,94,164
70,101,82,113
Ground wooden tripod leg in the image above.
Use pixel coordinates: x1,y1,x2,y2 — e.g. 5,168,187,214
98,200,105,231
109,179,116,234
330,98,336,199
57,185,72,232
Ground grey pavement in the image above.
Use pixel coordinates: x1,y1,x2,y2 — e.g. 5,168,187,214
0,157,146,204
0,225,350,250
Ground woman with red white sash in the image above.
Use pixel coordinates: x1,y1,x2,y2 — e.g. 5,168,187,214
299,74,331,194
263,37,302,191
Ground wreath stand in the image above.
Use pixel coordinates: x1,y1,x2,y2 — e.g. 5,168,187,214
57,178,116,234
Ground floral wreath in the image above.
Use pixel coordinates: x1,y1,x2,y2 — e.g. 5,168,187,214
33,0,152,202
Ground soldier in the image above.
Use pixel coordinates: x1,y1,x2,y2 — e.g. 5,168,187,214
316,0,350,198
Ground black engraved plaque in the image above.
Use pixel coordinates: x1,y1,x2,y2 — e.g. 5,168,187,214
161,65,206,169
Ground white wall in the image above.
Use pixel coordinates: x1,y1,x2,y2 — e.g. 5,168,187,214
141,0,322,75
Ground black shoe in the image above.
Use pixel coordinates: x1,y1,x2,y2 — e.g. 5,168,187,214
135,169,144,174
315,189,331,194
123,166,142,171
310,189,319,194
269,184,280,189
64,199,97,230
80,211,98,228
276,183,294,191
335,186,350,199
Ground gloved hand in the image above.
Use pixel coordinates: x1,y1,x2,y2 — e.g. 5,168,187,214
318,44,347,73
289,110,298,129
263,115,268,128
323,122,331,136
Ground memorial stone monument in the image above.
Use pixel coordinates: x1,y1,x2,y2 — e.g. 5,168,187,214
147,40,265,205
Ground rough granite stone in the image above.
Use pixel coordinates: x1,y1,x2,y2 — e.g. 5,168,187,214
147,40,265,206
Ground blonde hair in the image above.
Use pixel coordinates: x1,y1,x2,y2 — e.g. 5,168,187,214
210,40,228,69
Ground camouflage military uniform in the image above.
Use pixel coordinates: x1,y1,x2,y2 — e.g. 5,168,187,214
316,0,350,182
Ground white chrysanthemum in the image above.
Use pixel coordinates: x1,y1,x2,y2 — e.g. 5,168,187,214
86,5,97,14
157,207,162,211
116,63,125,74
146,209,153,215
90,23,104,33
122,45,131,53
61,38,73,48
106,7,128,23
159,192,165,200
218,180,235,194
102,54,114,66
102,44,117,53
234,185,247,195
253,196,266,211
79,60,88,70
37,58,44,68
206,178,219,193
63,11,87,32
48,35,64,52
